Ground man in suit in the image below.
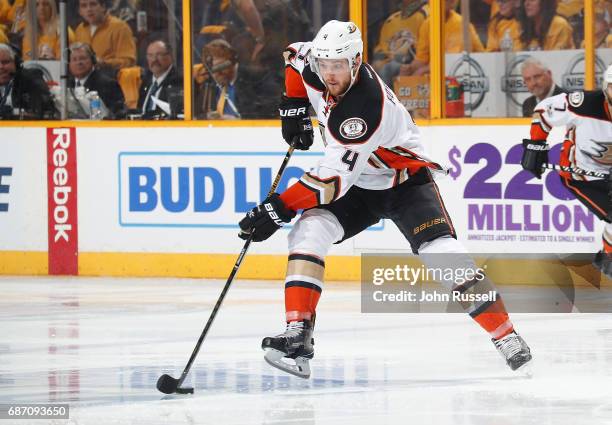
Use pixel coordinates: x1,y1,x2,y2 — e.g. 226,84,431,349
136,39,183,119
68,42,127,119
194,38,279,119
0,43,56,119
521,57,565,117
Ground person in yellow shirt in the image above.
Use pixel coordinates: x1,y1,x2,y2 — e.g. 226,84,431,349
5,0,25,33
403,0,485,76
75,0,135,71
486,0,521,51
0,0,11,28
372,0,428,86
517,0,575,50
22,0,75,60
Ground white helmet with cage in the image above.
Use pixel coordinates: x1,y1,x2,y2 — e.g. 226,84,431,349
309,20,363,91
603,64,612,103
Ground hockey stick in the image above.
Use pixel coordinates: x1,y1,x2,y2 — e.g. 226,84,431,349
542,163,610,179
157,144,296,395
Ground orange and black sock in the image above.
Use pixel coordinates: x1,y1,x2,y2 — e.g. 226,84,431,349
284,253,324,322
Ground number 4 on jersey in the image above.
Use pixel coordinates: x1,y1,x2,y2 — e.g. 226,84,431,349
341,150,359,171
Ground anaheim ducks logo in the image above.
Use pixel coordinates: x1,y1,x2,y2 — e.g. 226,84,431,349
584,140,612,166
347,23,357,34
340,117,367,139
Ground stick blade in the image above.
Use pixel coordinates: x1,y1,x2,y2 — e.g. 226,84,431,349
156,374,180,394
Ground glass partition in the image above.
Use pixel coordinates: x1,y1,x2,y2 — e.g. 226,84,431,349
190,0,348,120
0,0,184,121
367,0,604,119
0,0,604,123
444,0,586,118
368,0,431,118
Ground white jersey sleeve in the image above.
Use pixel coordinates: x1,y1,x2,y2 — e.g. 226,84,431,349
531,93,577,137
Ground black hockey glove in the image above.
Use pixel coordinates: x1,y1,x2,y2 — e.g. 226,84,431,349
521,139,549,179
279,96,314,150
238,193,296,242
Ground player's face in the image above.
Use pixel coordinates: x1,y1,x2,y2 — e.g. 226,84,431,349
522,65,552,99
0,49,16,85
317,58,352,97
69,48,94,79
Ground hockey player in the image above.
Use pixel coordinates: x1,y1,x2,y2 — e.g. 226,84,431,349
521,65,612,278
238,20,532,378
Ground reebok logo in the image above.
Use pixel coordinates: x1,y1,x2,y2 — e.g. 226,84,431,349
51,130,73,242
47,127,78,275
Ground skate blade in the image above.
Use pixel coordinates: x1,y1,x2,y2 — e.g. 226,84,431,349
514,358,534,378
263,348,311,379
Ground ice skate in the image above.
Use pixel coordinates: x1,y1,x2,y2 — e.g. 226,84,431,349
262,319,314,379
493,331,532,371
593,251,612,279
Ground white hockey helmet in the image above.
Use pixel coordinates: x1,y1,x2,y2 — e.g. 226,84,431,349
310,20,363,91
603,64,612,103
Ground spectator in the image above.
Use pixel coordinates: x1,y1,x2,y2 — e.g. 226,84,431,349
486,0,521,51
22,0,75,60
75,0,136,72
516,0,574,50
0,42,56,119
581,7,611,49
403,0,485,76
108,0,139,35
198,0,265,63
68,42,126,118
136,39,182,119
3,0,25,39
0,25,7,44
521,57,564,117
371,0,428,87
194,38,278,119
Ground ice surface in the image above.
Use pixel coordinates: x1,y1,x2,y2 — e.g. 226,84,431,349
1,276,611,425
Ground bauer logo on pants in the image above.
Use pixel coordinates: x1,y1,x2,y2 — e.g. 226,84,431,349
47,128,78,275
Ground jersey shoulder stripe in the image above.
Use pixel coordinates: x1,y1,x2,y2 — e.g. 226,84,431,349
328,64,384,145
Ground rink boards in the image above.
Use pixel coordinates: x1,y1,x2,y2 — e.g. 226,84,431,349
0,123,606,279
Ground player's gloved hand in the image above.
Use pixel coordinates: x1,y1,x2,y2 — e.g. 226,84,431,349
238,193,296,242
279,96,313,150
521,139,549,179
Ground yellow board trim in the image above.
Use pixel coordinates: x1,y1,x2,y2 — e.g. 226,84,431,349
0,251,48,275
78,252,361,281
1,251,609,288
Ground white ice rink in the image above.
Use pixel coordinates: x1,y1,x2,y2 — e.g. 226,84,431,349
1,276,611,425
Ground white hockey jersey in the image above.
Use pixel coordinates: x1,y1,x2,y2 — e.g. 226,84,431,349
282,42,441,208
531,91,612,181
